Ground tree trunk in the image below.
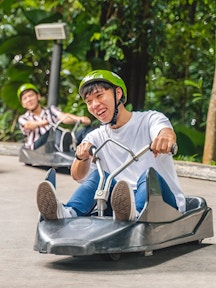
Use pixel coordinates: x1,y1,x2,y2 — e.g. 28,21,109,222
202,66,216,164
121,48,148,111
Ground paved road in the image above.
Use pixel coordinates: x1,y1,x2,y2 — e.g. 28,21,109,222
0,155,215,288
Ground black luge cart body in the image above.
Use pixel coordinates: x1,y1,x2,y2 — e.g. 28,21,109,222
34,140,214,258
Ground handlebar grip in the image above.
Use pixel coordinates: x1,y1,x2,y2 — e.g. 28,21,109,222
171,143,178,155
89,145,97,156
149,142,178,155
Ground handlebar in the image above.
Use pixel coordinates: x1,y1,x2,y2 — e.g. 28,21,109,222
171,143,178,155
149,142,178,156
88,140,178,217
49,115,82,152
89,145,97,156
52,115,81,130
89,142,178,158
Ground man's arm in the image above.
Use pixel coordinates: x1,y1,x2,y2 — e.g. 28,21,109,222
58,112,91,126
70,141,93,181
22,119,49,131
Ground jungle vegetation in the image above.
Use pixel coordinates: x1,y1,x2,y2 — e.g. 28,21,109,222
0,0,216,164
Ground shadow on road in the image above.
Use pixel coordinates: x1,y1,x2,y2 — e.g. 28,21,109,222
45,243,211,272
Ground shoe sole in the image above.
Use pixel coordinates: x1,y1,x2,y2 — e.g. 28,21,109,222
37,181,57,220
60,132,72,152
111,180,135,221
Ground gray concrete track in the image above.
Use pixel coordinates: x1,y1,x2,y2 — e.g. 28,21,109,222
0,155,215,288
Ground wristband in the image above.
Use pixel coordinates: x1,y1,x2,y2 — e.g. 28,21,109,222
75,153,89,162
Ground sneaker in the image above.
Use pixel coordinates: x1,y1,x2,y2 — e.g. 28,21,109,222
60,131,72,152
111,180,136,221
45,168,56,188
37,180,75,220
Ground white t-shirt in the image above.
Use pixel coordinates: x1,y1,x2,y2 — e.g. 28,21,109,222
83,110,186,212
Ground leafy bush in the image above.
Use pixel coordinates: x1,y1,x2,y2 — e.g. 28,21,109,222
174,124,205,162
0,100,23,142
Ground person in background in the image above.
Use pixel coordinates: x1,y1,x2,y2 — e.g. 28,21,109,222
36,70,186,221
17,83,93,152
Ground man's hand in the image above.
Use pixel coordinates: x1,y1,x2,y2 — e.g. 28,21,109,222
74,142,93,162
150,128,176,157
71,141,93,181
80,116,91,126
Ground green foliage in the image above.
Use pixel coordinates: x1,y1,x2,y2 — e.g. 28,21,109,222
0,0,216,164
0,100,23,142
174,154,199,163
146,0,215,132
174,124,205,161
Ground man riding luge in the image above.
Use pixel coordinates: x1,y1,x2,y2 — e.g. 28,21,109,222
36,70,186,221
18,83,92,152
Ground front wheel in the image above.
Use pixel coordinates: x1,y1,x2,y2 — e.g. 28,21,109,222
101,253,121,261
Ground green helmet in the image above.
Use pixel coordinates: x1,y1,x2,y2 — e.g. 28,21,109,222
17,83,39,101
79,70,127,103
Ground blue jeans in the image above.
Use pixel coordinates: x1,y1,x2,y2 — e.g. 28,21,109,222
65,169,177,216
34,131,50,149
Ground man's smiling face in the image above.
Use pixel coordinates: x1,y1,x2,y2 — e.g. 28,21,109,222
21,90,41,111
85,87,115,124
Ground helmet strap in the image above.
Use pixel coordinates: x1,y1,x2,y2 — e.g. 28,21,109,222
101,88,124,126
110,98,122,126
